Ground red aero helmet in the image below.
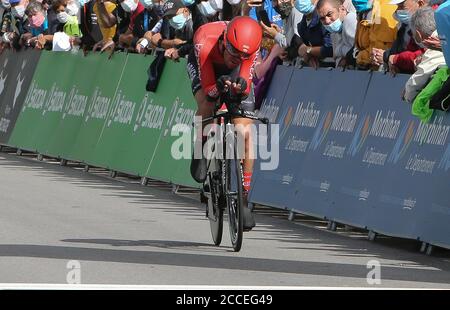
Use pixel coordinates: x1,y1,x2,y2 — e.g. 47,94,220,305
225,16,262,55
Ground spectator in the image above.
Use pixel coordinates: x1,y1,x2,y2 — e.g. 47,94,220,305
245,0,283,28
196,0,223,21
1,0,12,51
351,0,398,71
150,0,191,51
51,29,81,51
403,6,446,103
317,0,357,68
221,0,244,20
79,0,104,50
117,0,147,49
45,0,62,35
150,0,166,17
161,0,195,60
53,0,82,37
24,0,49,48
135,0,168,53
260,0,302,48
295,0,334,68
92,0,118,52
259,0,303,62
123,0,160,51
5,0,31,49
372,0,428,74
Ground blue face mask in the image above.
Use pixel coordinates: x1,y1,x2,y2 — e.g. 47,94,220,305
352,0,372,13
78,0,89,6
295,0,315,14
394,10,411,25
324,18,343,33
182,0,195,5
170,13,187,30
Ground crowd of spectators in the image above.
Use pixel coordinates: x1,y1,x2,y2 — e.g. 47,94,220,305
0,0,449,114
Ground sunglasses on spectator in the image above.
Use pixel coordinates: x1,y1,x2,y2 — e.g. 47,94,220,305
225,41,251,60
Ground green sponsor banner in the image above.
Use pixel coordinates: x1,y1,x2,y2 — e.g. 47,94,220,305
9,51,199,187
144,58,199,188
88,53,161,174
69,52,127,162
8,51,77,152
108,53,170,176
44,52,100,158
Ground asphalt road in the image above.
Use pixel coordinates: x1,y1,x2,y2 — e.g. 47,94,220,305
0,151,449,288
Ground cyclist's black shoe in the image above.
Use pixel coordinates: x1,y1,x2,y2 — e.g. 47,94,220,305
191,157,207,183
243,207,255,232
242,191,255,231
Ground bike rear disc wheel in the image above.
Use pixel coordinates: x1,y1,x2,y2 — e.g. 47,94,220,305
206,160,224,246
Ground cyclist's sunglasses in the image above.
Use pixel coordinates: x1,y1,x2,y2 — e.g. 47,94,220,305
225,41,251,60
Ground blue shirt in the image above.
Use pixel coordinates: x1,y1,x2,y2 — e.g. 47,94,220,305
31,18,48,36
249,0,283,29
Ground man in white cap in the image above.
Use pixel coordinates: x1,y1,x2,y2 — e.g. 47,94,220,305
371,0,429,74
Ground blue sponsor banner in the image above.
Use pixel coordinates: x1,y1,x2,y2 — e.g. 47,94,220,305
332,73,420,234
418,109,450,247
249,65,295,209
251,67,450,249
288,69,371,219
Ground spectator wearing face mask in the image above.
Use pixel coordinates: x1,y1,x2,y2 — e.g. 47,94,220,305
259,0,303,62
4,0,31,49
403,6,446,103
117,0,147,48
371,0,428,74
317,0,357,68
26,0,82,50
23,0,49,48
54,0,82,37
131,0,161,52
295,0,334,68
151,0,191,53
92,0,118,52
351,0,398,71
163,0,197,60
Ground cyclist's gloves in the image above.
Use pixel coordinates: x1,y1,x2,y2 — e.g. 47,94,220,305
233,77,247,96
216,75,233,94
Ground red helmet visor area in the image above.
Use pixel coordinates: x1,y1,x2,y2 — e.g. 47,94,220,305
225,40,251,60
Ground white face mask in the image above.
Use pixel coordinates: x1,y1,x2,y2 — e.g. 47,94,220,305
225,0,240,4
12,5,26,18
140,0,153,9
65,2,80,16
57,11,69,23
121,0,138,12
198,1,217,17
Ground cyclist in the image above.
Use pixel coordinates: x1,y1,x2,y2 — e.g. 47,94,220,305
186,16,262,231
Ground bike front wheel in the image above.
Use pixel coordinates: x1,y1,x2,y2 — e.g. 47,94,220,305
225,151,244,252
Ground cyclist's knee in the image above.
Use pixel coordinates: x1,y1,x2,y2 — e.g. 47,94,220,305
195,90,215,119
